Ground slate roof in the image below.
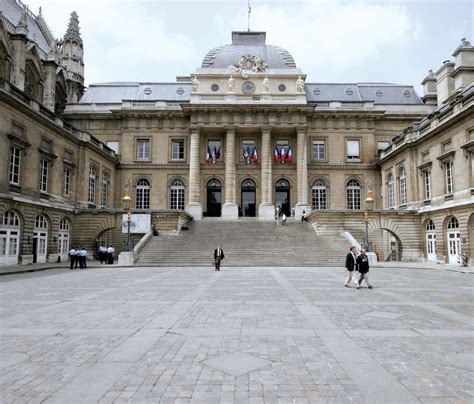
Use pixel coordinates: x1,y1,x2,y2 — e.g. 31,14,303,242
305,83,423,105
80,83,192,104
202,31,296,69
0,0,52,56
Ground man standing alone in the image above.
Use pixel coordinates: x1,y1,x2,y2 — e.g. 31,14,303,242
344,246,357,287
214,245,225,271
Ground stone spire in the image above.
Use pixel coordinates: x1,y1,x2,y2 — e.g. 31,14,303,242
64,11,83,46
15,6,29,36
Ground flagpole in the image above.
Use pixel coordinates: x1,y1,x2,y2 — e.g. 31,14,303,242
248,0,251,32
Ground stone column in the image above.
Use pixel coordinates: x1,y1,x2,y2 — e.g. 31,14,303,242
222,126,238,219
42,61,58,112
295,126,311,218
185,127,202,219
258,126,274,220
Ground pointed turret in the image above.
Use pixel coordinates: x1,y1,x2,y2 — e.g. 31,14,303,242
15,6,29,36
61,11,84,103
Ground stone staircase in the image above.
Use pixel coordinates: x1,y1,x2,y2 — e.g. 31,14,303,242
136,218,351,267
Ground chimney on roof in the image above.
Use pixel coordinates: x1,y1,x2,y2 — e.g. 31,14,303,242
421,69,437,106
451,37,474,91
436,59,455,105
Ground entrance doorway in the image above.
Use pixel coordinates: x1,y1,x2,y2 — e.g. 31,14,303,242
206,179,222,217
447,217,460,265
33,215,48,263
0,211,21,266
241,179,256,217
275,179,291,216
425,220,436,262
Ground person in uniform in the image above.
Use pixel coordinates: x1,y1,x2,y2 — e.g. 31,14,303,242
98,245,107,264
107,245,115,264
69,246,77,270
79,247,87,269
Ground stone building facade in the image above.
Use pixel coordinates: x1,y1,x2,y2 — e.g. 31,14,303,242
0,1,472,265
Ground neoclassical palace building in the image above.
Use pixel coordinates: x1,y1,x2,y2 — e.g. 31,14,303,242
0,0,472,266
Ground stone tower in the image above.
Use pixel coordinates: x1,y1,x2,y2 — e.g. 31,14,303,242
61,11,84,103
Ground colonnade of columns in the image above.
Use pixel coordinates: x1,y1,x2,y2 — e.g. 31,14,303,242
185,126,310,220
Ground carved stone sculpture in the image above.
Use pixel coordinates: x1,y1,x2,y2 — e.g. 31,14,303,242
228,75,235,92
262,76,269,92
296,76,305,93
191,76,199,92
229,55,268,78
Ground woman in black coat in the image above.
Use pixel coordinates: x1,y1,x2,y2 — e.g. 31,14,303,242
356,249,373,289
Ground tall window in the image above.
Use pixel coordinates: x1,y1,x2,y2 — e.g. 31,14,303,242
346,179,361,210
312,140,326,161
101,172,109,207
170,179,185,210
9,147,21,185
445,161,454,194
346,140,360,160
312,179,327,209
88,167,97,204
423,170,431,200
171,140,185,160
398,166,407,205
135,178,150,209
64,169,71,196
39,159,49,192
136,139,150,160
387,173,395,208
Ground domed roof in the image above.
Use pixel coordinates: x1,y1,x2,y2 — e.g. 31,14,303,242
201,32,296,69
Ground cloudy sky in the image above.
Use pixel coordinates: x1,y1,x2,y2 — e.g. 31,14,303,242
25,0,473,93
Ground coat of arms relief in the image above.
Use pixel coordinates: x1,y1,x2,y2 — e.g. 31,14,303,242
229,55,268,78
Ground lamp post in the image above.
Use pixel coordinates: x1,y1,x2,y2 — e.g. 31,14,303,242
364,189,375,251
122,181,133,252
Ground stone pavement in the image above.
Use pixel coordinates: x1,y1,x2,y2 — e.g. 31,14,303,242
0,265,472,403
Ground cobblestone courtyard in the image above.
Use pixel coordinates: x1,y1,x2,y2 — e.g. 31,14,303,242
0,265,473,403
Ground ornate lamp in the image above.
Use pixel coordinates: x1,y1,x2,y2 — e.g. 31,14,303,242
364,186,375,251
122,180,133,252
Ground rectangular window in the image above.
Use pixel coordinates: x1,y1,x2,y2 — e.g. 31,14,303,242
171,139,185,160
423,170,431,200
40,160,48,193
9,147,21,185
136,139,150,160
346,139,360,160
64,169,71,196
242,140,255,161
106,141,119,154
275,140,289,155
101,173,109,207
445,161,454,194
312,140,326,161
377,141,390,153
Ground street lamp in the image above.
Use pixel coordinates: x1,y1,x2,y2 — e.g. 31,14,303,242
122,182,133,252
364,189,375,251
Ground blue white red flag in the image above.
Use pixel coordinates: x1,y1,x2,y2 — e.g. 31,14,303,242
274,146,279,162
205,146,211,164
287,147,293,163
251,146,258,163
280,146,286,163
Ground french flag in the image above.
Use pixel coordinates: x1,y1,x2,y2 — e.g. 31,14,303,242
274,146,280,163
280,147,286,164
242,146,249,161
205,146,211,165
287,147,293,164
251,147,258,164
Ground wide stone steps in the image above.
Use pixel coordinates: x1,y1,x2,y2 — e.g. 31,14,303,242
136,219,350,267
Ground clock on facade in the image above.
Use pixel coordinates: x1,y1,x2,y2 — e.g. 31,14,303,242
241,81,256,94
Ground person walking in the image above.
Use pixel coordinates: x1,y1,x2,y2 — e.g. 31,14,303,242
344,246,358,287
356,249,373,289
69,246,77,270
107,245,115,264
214,245,225,271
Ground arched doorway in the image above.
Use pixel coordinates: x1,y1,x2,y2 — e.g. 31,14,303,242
207,179,222,217
368,227,403,261
0,211,21,266
447,216,461,265
425,219,436,262
275,179,291,216
33,215,48,263
241,179,256,217
58,218,70,262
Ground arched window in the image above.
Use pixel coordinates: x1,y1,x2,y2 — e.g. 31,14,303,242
88,166,97,204
346,179,361,210
447,217,459,229
35,215,48,229
58,218,70,259
2,211,20,227
387,173,395,208
426,220,435,231
398,166,407,205
242,179,256,190
135,178,150,209
170,179,185,210
101,171,109,207
276,179,290,189
59,218,70,231
312,179,327,210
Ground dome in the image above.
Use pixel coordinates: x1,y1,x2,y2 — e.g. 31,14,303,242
201,32,296,69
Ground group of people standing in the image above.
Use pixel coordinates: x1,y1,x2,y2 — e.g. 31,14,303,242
98,245,116,265
68,247,88,270
344,246,373,289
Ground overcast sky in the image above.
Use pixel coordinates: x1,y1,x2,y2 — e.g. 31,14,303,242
25,0,473,94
